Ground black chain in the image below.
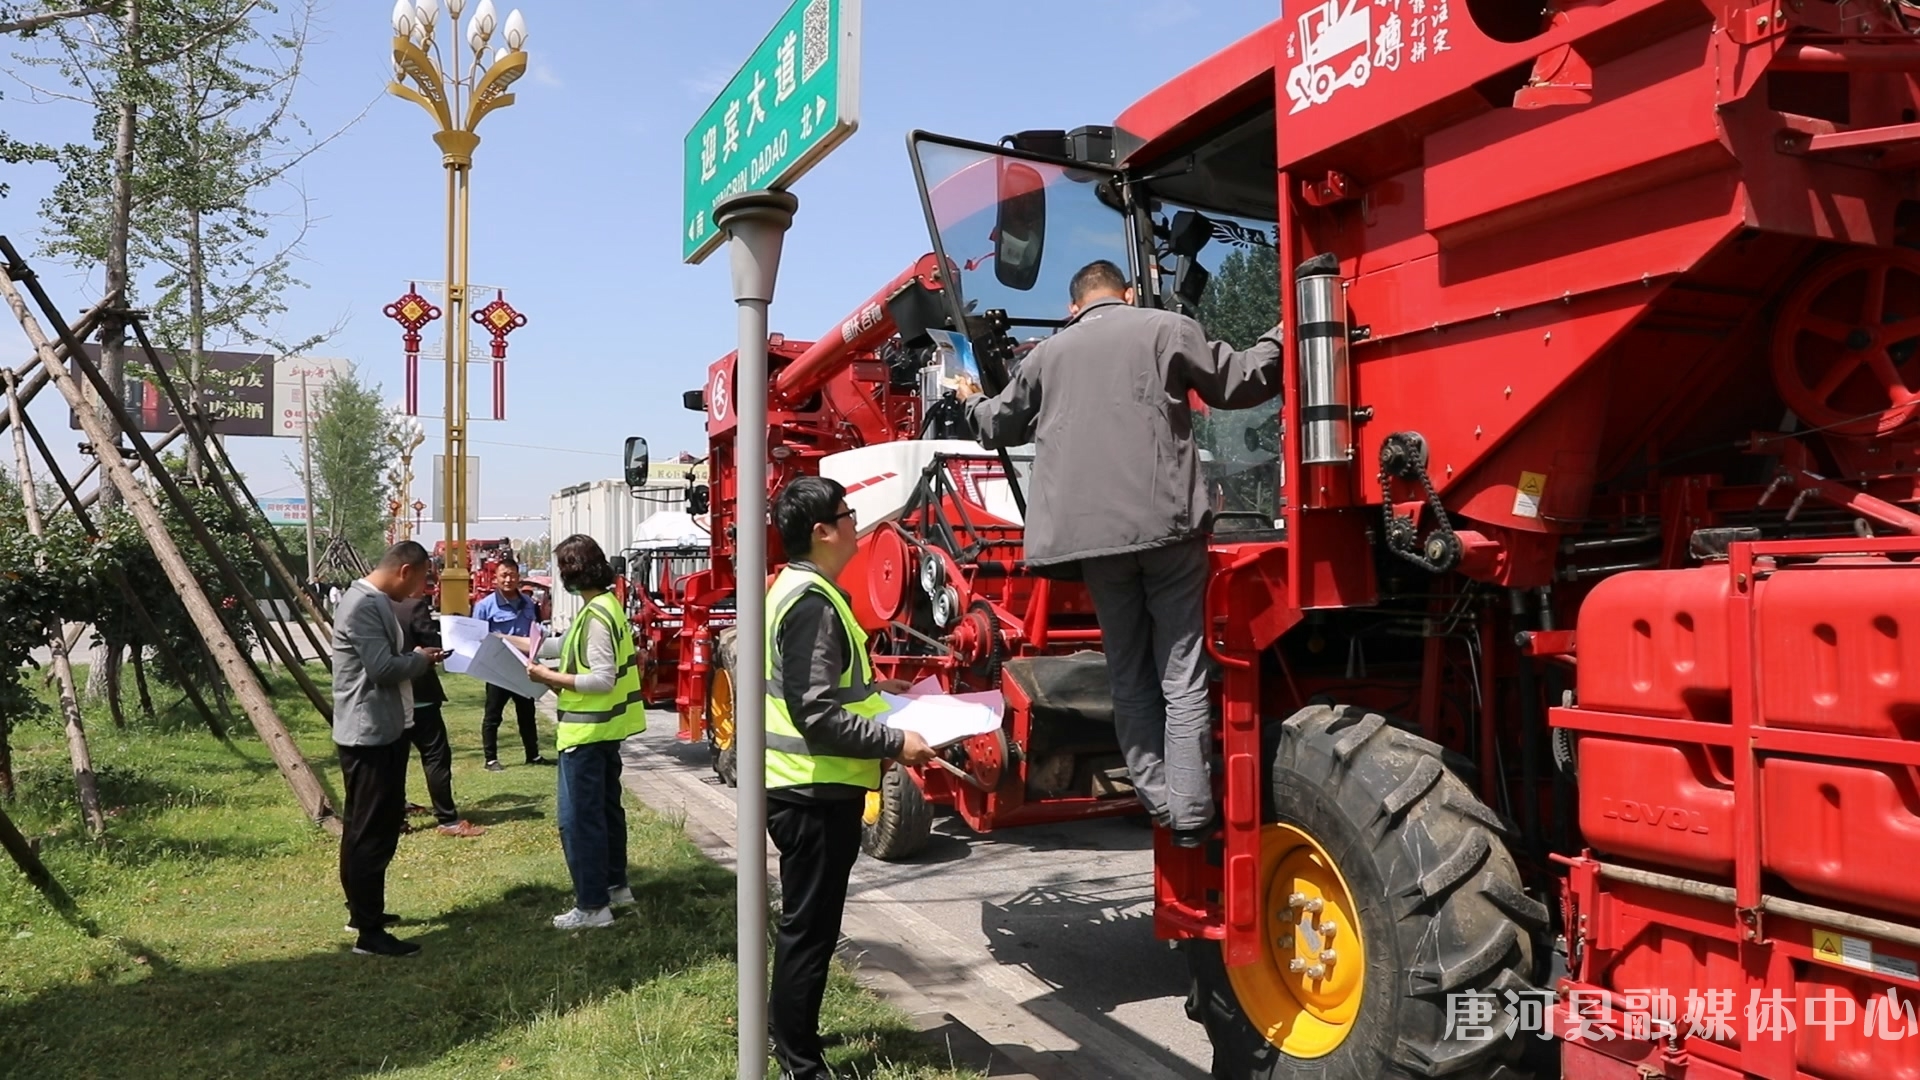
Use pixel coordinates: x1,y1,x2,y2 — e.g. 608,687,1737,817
1378,432,1463,574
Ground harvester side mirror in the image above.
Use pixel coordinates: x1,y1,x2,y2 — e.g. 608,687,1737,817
993,161,1047,293
1174,256,1210,312
609,555,628,579
687,484,711,516
623,436,650,489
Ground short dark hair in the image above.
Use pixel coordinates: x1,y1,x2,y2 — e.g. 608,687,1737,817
1069,260,1130,306
774,475,847,561
494,559,521,574
378,540,431,571
555,534,616,591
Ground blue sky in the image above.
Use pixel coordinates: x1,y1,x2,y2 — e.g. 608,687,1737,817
1,0,1280,542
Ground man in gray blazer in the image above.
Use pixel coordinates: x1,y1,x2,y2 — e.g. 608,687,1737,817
331,540,446,956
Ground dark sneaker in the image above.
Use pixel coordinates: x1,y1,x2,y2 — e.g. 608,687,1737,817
526,756,555,766
352,930,421,957
404,803,432,816
485,760,505,772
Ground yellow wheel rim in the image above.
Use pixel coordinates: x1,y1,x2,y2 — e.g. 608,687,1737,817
863,788,883,826
1226,823,1367,1059
710,668,735,752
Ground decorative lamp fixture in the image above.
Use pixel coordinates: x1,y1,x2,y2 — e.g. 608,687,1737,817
384,283,443,415
471,289,526,420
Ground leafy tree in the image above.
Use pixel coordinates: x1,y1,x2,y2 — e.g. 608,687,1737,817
1194,238,1282,523
297,368,396,561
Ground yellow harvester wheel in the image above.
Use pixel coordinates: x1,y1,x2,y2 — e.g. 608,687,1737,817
1188,705,1546,1080
860,762,931,861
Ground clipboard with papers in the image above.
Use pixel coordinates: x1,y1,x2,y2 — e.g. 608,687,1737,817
437,614,541,699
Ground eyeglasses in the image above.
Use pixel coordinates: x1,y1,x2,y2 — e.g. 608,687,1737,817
826,507,857,525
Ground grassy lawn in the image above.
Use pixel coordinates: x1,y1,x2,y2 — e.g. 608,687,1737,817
0,666,976,1080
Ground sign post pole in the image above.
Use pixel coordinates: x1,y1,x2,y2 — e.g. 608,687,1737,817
685,5,858,1076
712,188,798,1080
301,370,317,581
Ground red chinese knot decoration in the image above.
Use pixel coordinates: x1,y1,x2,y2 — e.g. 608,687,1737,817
384,283,441,416
472,290,526,421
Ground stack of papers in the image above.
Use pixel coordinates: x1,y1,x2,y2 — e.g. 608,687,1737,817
438,614,541,698
878,677,1004,748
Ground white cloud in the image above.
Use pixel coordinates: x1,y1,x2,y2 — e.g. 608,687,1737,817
530,59,563,87
682,65,733,103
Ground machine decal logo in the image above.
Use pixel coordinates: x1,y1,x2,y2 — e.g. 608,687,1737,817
711,370,732,422
1283,0,1454,113
1598,797,1710,835
844,471,898,494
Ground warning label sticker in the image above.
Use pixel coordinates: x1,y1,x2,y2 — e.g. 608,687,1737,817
1813,929,1920,982
1513,471,1548,519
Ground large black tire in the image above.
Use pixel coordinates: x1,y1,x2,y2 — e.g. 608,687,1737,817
709,628,738,788
861,763,932,861
1189,704,1546,1080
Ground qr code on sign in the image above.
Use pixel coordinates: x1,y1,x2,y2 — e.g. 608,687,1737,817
802,0,830,82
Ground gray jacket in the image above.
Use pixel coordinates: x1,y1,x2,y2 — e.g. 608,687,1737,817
330,579,429,747
965,299,1284,566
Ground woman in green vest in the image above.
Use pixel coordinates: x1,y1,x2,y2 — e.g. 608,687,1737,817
525,534,646,930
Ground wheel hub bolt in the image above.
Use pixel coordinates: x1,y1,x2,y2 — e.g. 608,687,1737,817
1289,892,1309,909
1278,935,1295,949
1320,949,1338,963
1289,958,1309,973
1307,965,1326,979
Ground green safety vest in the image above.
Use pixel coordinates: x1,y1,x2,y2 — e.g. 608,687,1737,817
764,566,889,791
554,591,647,749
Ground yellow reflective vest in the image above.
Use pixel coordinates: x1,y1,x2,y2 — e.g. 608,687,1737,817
554,591,646,749
764,565,889,791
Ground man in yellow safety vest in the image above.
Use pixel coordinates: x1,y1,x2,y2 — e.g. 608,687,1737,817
765,476,936,1080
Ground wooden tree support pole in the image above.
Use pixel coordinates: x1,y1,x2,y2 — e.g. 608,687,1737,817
128,322,334,668
0,802,69,909
5,370,106,835
2,275,339,724
0,253,328,826
13,386,226,739
0,302,105,440
75,424,185,512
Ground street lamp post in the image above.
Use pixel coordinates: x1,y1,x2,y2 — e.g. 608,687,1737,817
386,0,529,615
387,409,427,542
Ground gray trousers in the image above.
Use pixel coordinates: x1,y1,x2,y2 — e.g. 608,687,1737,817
1079,538,1214,831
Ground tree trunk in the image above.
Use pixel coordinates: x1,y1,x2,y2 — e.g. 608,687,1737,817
0,715,13,801
131,645,155,718
184,205,204,480
95,0,139,515
103,639,127,730
6,371,106,834
3,263,337,830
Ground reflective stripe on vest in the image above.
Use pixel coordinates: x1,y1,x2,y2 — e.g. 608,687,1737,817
554,592,647,748
763,566,888,791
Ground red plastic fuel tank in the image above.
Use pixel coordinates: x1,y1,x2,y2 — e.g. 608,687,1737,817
1572,561,1920,916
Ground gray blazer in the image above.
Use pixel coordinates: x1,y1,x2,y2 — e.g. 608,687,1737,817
965,299,1283,567
330,579,429,747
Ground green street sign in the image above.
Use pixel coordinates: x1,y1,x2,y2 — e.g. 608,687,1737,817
682,0,861,263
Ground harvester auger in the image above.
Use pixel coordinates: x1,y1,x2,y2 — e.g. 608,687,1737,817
878,0,1920,1076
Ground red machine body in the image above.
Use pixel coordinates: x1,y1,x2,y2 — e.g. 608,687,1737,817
635,253,1146,839
429,537,517,611
873,0,1920,1076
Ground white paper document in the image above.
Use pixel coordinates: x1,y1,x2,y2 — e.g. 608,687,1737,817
438,614,539,697
878,681,1004,749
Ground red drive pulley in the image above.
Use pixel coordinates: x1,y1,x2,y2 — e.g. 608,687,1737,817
1772,248,1920,437
958,728,1009,790
866,523,916,624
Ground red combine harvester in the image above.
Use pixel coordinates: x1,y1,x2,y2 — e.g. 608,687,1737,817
857,0,1920,1076
629,255,1154,858
429,537,516,612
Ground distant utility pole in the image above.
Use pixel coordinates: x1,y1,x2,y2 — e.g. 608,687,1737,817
302,369,317,578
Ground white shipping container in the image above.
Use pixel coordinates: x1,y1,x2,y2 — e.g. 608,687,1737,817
546,477,689,631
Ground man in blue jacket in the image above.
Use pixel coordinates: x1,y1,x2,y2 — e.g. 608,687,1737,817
473,560,551,770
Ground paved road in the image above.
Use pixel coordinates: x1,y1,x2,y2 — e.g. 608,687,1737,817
621,712,1213,1080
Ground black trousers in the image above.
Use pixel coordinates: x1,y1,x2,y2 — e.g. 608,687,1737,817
404,704,457,825
483,683,541,763
767,796,863,1080
337,739,409,930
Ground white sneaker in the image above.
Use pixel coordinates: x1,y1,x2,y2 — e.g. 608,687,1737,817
552,905,613,930
607,885,636,908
